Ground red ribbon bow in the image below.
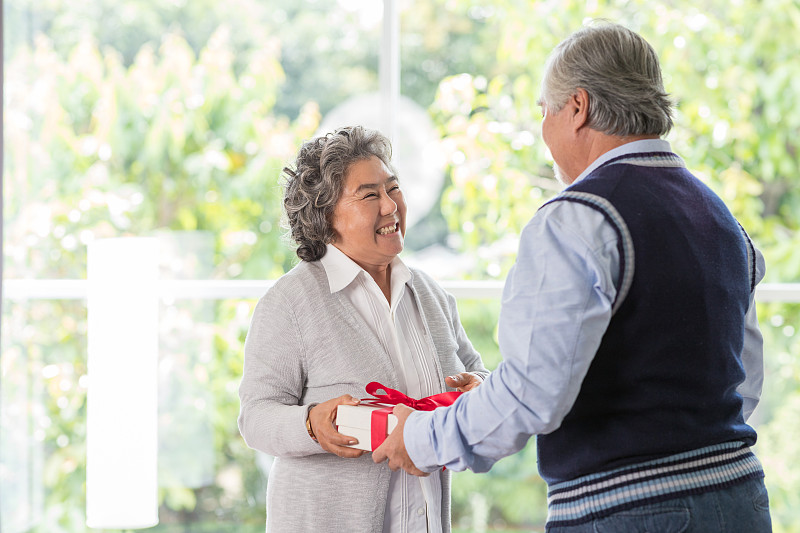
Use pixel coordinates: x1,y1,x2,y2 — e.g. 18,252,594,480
361,381,462,450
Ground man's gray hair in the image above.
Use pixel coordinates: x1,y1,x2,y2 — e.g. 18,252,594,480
282,125,394,262
541,21,674,137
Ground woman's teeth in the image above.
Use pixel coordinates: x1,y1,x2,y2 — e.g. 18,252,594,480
377,224,396,235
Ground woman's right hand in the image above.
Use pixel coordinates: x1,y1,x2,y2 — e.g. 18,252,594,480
445,372,484,392
308,395,367,458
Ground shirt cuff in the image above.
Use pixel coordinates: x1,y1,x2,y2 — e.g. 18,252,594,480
403,410,441,473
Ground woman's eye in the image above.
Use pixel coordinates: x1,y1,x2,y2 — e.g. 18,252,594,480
363,193,378,199
389,186,401,193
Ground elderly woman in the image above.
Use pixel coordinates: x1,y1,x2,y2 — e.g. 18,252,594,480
238,125,488,533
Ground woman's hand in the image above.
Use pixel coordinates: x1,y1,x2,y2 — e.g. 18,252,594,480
445,372,484,392
308,395,367,458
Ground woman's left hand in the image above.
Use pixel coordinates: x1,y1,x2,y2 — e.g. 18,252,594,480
308,395,367,458
445,372,483,392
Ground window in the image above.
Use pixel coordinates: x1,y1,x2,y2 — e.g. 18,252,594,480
3,1,800,532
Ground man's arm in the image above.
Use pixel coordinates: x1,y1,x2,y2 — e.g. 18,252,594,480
738,247,767,421
375,201,622,473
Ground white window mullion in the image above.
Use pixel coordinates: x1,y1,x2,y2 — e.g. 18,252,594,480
380,0,400,143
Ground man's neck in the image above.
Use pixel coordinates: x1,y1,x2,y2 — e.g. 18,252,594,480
587,134,660,164
567,133,661,184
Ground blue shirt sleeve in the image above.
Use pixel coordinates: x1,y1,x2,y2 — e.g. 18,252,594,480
738,247,766,420
404,200,621,473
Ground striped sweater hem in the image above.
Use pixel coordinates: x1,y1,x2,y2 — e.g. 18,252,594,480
545,441,764,527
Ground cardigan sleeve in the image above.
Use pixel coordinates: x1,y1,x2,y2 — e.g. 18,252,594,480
237,286,323,457
445,291,490,380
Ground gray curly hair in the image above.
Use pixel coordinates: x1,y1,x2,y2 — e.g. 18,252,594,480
541,21,674,137
282,125,394,262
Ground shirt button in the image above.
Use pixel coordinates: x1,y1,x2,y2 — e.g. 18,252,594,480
417,507,425,516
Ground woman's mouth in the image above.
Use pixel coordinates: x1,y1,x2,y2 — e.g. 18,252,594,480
376,223,398,235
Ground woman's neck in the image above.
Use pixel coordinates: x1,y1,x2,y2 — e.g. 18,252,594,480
363,263,392,304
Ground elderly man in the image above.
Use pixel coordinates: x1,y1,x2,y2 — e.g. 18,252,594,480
373,21,772,532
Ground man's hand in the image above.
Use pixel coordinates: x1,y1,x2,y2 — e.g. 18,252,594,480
445,372,483,392
372,404,429,477
308,395,366,458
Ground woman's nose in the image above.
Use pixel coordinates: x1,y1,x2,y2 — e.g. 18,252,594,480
380,192,398,215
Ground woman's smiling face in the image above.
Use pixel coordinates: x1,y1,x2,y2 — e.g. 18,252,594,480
330,155,407,272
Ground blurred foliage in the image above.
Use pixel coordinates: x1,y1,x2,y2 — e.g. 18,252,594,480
433,0,800,281
3,0,499,119
754,303,800,533
2,0,800,532
3,12,313,532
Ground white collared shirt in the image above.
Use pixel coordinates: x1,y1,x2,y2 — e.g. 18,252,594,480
320,243,443,533
572,138,673,183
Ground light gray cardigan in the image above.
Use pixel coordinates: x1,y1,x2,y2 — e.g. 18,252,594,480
238,259,488,533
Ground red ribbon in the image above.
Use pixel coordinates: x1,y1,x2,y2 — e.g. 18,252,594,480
361,381,462,450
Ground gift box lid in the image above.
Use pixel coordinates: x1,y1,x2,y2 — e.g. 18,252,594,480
336,404,398,433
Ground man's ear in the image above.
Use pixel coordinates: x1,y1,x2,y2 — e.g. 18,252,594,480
569,88,590,132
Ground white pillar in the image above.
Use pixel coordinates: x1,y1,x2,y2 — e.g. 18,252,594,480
86,237,159,529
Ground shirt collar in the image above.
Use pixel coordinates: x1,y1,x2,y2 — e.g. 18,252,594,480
573,138,673,184
319,243,411,294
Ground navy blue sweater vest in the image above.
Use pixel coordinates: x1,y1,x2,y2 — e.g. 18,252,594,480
536,153,758,484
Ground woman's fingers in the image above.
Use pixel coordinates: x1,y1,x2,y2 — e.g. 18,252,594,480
445,372,484,392
338,394,361,406
326,440,367,458
309,394,366,457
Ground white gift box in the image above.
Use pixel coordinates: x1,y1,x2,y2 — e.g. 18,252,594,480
336,404,398,451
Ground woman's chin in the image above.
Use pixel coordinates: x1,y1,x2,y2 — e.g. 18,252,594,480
378,235,404,256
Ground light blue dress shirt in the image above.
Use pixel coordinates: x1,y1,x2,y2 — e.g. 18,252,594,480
404,140,766,474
